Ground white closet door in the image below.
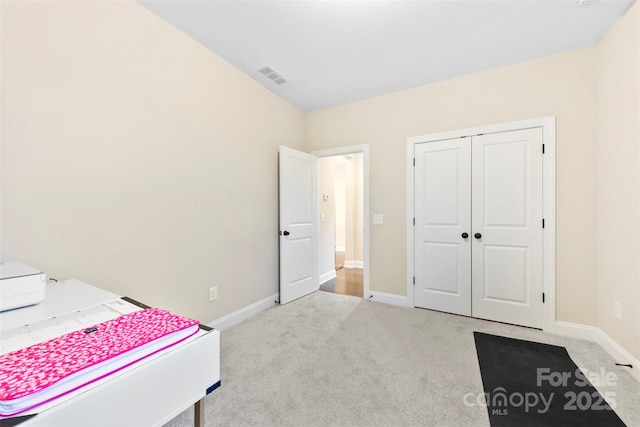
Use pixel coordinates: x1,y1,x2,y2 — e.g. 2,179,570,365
414,138,471,316
471,128,543,328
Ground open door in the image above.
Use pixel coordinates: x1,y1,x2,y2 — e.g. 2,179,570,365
279,146,319,304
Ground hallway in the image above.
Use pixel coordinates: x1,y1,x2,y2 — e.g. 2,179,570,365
319,251,363,298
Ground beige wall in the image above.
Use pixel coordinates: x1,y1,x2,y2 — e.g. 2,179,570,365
334,160,347,251
342,153,364,267
596,1,640,360
0,1,305,324
307,47,599,326
350,153,364,266
318,157,337,278
318,154,364,275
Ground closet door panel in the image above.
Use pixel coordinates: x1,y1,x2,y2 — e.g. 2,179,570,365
471,128,543,328
414,138,471,316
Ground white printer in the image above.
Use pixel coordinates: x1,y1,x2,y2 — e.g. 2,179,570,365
0,261,46,311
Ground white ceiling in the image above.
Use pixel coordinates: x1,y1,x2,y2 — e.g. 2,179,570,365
139,0,634,112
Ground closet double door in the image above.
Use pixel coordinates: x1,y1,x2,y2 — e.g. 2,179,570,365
414,128,543,328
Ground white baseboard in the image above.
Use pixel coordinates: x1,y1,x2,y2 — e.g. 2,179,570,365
320,270,337,285
344,260,364,269
555,321,640,382
596,329,640,382
208,293,278,331
368,291,409,307
555,321,599,342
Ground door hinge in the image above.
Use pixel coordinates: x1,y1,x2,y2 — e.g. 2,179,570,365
413,276,416,285
413,217,415,226
542,144,545,154
542,293,545,303
413,157,415,166
542,218,545,229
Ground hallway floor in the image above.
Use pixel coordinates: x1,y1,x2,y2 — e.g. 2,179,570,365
319,251,363,298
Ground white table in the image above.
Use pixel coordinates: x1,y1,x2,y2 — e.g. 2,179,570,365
0,279,220,426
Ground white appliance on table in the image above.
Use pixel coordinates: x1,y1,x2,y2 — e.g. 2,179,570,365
0,262,46,312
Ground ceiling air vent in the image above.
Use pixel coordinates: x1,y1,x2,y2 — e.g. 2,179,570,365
258,65,288,85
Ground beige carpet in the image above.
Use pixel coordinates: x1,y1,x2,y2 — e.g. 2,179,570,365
165,291,640,427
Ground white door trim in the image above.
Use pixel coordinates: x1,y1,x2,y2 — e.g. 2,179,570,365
312,144,370,300
406,117,556,332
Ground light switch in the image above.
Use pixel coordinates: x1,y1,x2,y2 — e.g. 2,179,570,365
373,214,384,224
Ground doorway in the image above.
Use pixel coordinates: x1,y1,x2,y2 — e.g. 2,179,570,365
318,153,364,297
313,145,370,299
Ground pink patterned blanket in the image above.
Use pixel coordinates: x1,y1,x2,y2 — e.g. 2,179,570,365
0,308,200,416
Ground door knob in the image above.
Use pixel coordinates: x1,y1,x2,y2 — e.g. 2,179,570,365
474,233,482,239
461,233,469,238
283,230,290,236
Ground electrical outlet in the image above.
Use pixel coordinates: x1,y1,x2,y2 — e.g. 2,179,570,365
209,286,218,302
614,302,621,320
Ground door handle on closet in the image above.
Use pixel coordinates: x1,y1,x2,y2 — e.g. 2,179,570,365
474,233,482,239
461,233,469,239
280,230,290,236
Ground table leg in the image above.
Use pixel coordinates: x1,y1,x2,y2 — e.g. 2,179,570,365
194,398,205,427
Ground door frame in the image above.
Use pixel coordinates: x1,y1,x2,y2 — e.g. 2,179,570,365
406,117,556,332
312,144,370,300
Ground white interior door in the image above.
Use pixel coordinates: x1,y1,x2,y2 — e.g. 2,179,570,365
414,138,471,315
471,128,543,328
279,146,319,305
413,128,544,328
